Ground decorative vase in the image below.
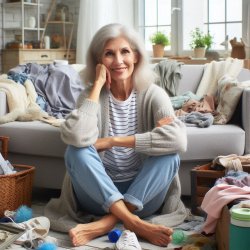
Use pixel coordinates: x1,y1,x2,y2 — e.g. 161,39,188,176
152,44,165,58
28,16,36,28
44,36,50,49
193,47,206,58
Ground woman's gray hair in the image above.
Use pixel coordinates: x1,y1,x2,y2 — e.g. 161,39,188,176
84,23,155,90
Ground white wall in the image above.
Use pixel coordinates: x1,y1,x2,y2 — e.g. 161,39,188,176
117,0,135,28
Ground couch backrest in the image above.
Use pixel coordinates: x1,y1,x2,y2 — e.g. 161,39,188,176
71,63,248,96
178,64,205,95
238,68,250,82
178,64,249,96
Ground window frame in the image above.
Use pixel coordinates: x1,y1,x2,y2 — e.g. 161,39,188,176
135,0,248,57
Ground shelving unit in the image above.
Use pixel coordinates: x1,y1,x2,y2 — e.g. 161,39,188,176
41,0,74,58
1,0,76,73
2,0,45,49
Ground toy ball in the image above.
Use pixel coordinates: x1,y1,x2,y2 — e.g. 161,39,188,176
172,229,187,245
36,242,57,250
14,205,33,223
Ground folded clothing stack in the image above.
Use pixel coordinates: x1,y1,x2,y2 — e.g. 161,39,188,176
0,152,16,175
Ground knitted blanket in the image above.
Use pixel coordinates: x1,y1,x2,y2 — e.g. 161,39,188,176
154,59,183,97
0,74,49,124
196,57,243,97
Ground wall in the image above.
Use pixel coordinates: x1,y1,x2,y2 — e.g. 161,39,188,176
118,0,134,28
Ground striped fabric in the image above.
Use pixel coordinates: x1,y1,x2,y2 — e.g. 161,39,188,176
103,90,141,182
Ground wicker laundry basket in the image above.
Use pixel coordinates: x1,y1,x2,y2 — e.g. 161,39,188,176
0,136,35,217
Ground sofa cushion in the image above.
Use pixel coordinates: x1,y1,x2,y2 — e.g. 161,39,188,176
214,77,250,124
0,121,66,157
180,124,245,161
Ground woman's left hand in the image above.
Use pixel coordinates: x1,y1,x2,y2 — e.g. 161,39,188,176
156,116,174,127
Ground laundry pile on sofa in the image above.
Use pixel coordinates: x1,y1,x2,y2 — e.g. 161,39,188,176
0,63,84,125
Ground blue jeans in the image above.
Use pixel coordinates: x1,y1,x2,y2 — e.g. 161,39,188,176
65,145,180,218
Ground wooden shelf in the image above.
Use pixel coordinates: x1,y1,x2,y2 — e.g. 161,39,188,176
151,57,211,65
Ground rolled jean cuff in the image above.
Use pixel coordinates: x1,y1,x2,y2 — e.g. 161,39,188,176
103,193,124,212
124,194,143,211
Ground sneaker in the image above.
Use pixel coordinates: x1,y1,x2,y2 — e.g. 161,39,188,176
115,230,142,250
5,216,50,248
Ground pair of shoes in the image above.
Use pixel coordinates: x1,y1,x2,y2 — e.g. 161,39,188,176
6,216,50,248
115,230,142,250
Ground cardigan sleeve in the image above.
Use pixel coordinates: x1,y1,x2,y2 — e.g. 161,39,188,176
60,91,100,147
135,118,187,155
134,84,187,155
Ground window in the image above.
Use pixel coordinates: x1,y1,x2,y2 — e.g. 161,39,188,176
137,0,247,56
137,0,172,52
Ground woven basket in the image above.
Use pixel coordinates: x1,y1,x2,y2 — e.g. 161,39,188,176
0,164,35,217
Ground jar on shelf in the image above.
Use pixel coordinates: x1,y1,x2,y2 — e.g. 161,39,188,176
28,16,36,28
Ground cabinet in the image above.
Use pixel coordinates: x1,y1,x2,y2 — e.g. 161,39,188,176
2,0,44,49
2,49,76,73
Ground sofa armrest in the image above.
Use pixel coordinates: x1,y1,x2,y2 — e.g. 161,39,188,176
0,91,8,117
242,88,250,154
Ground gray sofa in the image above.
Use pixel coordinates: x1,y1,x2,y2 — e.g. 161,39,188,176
0,64,249,195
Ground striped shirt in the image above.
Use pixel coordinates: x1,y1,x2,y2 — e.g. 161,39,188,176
103,89,141,182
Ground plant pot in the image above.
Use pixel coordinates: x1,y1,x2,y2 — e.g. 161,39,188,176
193,47,206,58
153,44,165,58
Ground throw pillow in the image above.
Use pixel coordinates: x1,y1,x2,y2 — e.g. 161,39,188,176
214,75,250,124
196,58,244,98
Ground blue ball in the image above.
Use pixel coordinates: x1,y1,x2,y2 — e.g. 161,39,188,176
36,242,57,250
14,205,33,223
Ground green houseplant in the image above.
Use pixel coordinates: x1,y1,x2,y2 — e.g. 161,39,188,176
190,28,213,58
150,31,170,57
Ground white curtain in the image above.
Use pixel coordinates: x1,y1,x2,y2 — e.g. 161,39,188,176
246,2,250,58
76,0,120,64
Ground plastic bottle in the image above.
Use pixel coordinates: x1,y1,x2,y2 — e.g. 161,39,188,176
108,229,122,243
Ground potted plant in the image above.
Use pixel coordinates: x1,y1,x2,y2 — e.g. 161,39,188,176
190,27,211,58
203,33,219,60
150,31,170,57
204,32,213,50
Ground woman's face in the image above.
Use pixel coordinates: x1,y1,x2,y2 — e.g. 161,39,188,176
101,36,138,84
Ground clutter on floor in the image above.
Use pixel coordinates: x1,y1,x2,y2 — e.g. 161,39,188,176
0,205,57,250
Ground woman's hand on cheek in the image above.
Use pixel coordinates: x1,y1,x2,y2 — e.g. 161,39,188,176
95,64,111,90
105,68,111,90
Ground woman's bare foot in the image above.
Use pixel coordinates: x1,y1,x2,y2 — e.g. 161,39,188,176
69,215,117,246
124,215,173,247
